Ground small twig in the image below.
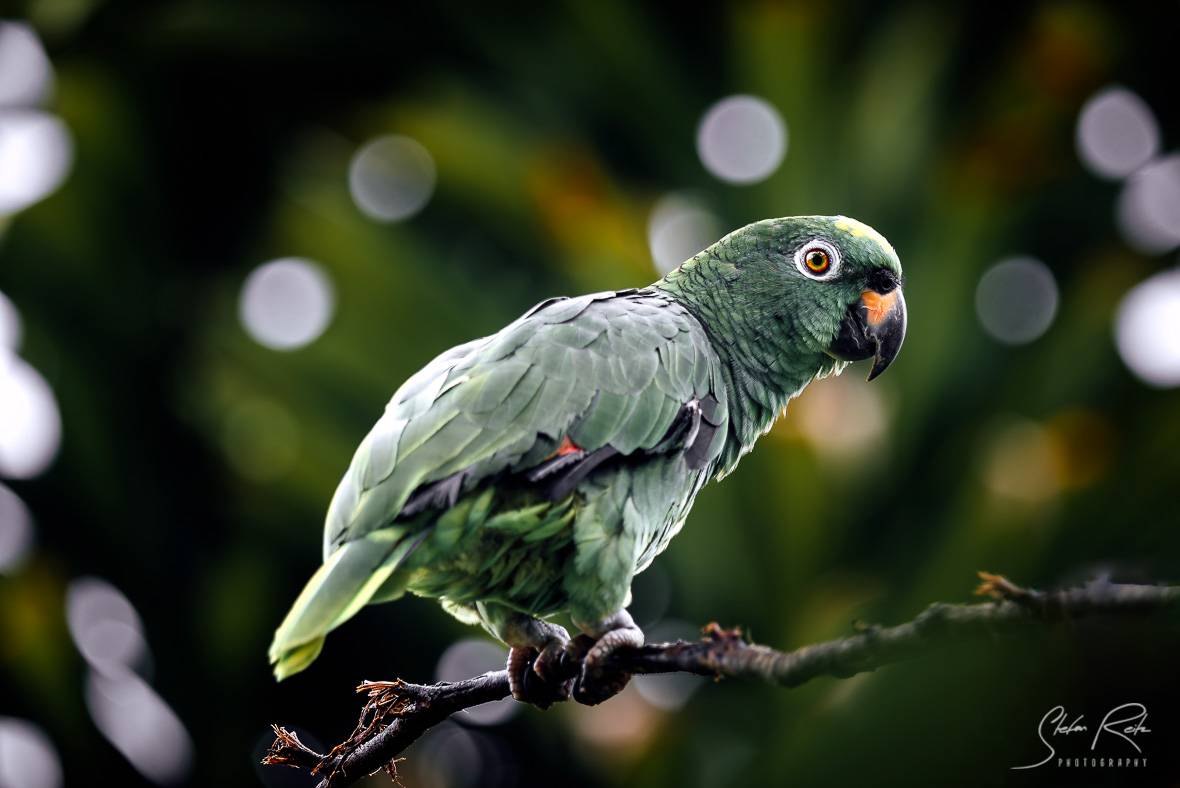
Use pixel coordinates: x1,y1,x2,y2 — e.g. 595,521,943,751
264,572,1180,788
263,724,321,771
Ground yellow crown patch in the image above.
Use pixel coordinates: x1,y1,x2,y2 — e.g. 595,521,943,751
834,216,898,261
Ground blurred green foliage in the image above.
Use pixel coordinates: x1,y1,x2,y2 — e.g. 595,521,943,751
2,1,1179,786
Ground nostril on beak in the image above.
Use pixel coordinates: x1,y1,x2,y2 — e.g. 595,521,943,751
868,268,900,294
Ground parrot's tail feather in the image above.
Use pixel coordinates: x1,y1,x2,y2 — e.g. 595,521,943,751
268,527,418,680
272,638,324,682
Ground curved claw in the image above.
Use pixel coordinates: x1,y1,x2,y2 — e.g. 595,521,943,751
572,613,644,706
532,638,569,685
506,640,572,709
507,645,538,703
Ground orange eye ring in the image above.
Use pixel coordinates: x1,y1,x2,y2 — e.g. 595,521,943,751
804,248,830,273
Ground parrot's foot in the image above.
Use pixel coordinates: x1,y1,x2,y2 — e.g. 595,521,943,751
501,615,571,709
506,643,570,709
571,610,644,706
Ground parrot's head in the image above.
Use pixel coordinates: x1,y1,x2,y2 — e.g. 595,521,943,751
698,215,907,381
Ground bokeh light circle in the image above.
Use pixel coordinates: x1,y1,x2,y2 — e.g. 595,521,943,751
0,352,62,479
1115,268,1180,388
435,639,517,726
0,110,73,216
0,717,62,788
0,290,22,351
239,258,335,351
85,668,193,784
0,481,33,574
983,418,1061,504
66,576,149,674
1076,87,1160,180
791,373,890,462
696,95,787,185
348,134,436,222
647,193,720,274
633,620,704,711
409,722,484,788
0,22,53,107
975,257,1059,345
1116,154,1180,254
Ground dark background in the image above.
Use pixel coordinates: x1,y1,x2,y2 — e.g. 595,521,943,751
1,1,1179,786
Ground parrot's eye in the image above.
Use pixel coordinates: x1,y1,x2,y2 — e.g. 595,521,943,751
805,249,830,273
793,239,841,280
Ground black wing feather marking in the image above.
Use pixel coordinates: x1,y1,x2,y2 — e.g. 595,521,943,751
399,470,469,518
396,392,722,517
540,392,722,495
542,445,620,501
523,450,586,482
686,394,722,470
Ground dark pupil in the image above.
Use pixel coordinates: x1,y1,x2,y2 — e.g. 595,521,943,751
807,250,827,270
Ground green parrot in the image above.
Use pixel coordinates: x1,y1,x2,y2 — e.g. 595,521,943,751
269,215,906,705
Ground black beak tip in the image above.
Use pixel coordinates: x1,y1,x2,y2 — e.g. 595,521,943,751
866,351,895,381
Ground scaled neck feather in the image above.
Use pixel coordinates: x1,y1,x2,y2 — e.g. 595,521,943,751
654,245,842,476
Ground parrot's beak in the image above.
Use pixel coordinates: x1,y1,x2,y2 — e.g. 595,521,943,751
828,287,907,381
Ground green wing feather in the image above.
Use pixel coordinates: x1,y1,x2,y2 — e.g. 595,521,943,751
325,289,721,550
269,288,727,678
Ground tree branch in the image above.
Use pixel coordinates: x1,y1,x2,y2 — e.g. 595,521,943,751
263,572,1180,788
